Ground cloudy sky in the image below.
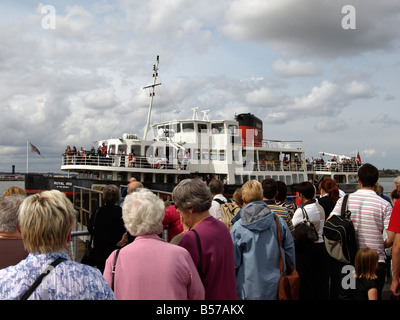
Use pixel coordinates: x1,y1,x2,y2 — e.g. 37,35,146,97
1,0,399,173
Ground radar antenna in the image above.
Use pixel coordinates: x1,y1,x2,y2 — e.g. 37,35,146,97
142,55,161,140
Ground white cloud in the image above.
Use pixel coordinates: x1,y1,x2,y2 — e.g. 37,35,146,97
345,81,375,98
82,88,119,110
272,59,322,77
0,1,399,172
362,149,377,157
221,0,400,58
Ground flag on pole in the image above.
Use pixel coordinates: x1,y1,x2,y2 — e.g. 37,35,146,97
357,151,361,164
29,141,44,158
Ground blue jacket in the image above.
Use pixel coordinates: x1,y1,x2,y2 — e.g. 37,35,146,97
230,201,295,300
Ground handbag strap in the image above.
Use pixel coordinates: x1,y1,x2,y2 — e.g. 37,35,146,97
300,207,311,221
111,248,121,291
20,257,67,300
341,194,350,218
273,214,284,275
192,229,204,280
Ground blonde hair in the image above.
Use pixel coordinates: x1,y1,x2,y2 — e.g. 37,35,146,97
355,247,379,280
19,190,75,253
122,188,165,236
242,180,263,205
2,186,27,199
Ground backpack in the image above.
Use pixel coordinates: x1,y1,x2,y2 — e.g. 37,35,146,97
323,195,358,264
220,203,241,231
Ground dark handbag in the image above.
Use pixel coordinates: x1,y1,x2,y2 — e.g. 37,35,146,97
81,208,99,266
111,248,121,291
292,207,318,245
80,236,96,266
191,229,204,280
274,214,300,300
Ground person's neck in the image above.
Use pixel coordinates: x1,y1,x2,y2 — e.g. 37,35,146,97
191,211,211,229
359,182,374,191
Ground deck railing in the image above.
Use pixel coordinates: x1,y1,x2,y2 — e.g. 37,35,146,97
62,154,361,174
68,186,173,262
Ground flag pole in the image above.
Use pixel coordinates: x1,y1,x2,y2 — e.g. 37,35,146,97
26,140,29,174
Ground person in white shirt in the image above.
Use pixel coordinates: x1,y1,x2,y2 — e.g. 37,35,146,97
208,179,227,220
292,181,328,300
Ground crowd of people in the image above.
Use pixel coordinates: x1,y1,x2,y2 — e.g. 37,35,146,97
1,163,400,300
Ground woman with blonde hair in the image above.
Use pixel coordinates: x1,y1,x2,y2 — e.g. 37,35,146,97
103,188,204,300
0,190,115,300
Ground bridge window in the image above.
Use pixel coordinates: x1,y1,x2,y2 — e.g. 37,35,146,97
211,123,224,134
182,123,194,132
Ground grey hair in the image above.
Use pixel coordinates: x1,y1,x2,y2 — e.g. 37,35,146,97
172,179,212,213
395,176,400,186
0,194,26,233
102,184,120,204
122,188,164,236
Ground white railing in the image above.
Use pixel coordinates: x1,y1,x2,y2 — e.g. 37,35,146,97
262,140,303,150
307,162,361,173
62,154,184,170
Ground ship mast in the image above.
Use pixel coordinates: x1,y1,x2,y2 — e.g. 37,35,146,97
142,55,161,140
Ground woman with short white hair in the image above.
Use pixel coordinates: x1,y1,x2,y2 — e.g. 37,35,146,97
103,188,204,300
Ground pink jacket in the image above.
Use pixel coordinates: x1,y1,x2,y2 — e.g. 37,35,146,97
103,234,205,300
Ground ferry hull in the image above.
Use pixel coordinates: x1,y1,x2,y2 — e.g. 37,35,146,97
25,173,356,202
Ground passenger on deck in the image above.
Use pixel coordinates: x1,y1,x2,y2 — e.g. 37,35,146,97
0,195,28,269
103,188,204,300
0,190,115,300
173,178,237,300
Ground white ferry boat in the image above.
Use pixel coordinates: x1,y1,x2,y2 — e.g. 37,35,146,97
25,56,360,198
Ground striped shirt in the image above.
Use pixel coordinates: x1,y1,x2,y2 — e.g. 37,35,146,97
264,200,294,232
331,189,392,263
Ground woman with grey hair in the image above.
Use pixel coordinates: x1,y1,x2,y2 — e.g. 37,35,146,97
103,188,204,300
88,184,127,273
0,195,28,269
173,179,237,300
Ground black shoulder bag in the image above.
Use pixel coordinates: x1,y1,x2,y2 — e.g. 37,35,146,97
20,257,67,300
191,229,204,280
292,203,319,247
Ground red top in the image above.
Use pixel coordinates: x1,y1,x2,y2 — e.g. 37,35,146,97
162,205,183,242
0,238,29,269
388,199,400,233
